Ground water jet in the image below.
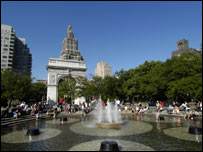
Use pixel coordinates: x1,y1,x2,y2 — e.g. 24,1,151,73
95,99,122,129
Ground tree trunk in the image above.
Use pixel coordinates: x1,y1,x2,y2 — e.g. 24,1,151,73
7,99,12,108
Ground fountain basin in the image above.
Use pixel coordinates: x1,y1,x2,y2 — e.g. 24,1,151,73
96,122,122,128
26,128,40,136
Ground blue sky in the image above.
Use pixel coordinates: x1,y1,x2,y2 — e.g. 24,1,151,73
1,1,202,80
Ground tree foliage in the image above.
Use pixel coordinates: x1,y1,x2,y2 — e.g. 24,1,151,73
1,69,32,106
58,76,78,100
30,82,47,102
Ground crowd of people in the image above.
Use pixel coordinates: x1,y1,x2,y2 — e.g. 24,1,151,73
124,102,149,115
1,97,95,120
155,100,202,121
1,101,48,119
46,98,93,118
1,98,202,122
179,101,202,120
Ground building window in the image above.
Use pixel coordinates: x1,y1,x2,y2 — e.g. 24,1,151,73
4,40,9,44
1,60,7,63
4,37,9,40
2,56,7,58
1,64,7,68
4,29,10,34
5,33,10,37
2,51,7,54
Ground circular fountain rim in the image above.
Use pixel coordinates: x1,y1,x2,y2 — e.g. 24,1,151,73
96,122,122,128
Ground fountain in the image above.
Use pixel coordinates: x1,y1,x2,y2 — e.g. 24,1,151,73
95,98,122,128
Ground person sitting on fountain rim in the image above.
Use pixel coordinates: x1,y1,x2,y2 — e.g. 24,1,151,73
180,101,188,111
189,110,201,120
135,104,140,115
159,101,165,112
195,101,202,112
174,105,179,114
138,107,144,115
124,105,128,112
131,106,135,113
138,102,142,108
142,104,149,112
138,102,142,110
13,109,21,119
184,107,191,119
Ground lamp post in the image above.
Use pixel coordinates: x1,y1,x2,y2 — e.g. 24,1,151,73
70,89,72,113
69,69,72,113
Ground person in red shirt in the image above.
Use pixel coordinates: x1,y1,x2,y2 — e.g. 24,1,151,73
160,101,164,107
59,98,63,104
159,101,164,112
59,98,63,111
101,100,105,107
38,102,42,112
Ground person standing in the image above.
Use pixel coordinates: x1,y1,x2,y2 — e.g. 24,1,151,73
81,102,85,116
59,98,63,111
156,101,160,111
59,98,63,105
155,109,160,122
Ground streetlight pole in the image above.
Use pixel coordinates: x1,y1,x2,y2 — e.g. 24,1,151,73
69,69,72,113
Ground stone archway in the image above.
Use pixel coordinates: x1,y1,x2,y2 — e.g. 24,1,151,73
46,58,86,104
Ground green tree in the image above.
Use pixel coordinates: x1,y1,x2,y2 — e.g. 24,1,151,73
58,76,78,101
1,69,32,107
167,73,202,102
30,82,47,102
77,77,94,99
90,76,104,99
102,76,118,101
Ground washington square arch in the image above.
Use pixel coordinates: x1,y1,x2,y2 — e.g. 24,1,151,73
46,25,87,104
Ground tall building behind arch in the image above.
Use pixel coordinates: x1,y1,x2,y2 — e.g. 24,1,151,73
171,39,200,58
60,25,84,62
95,62,112,79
